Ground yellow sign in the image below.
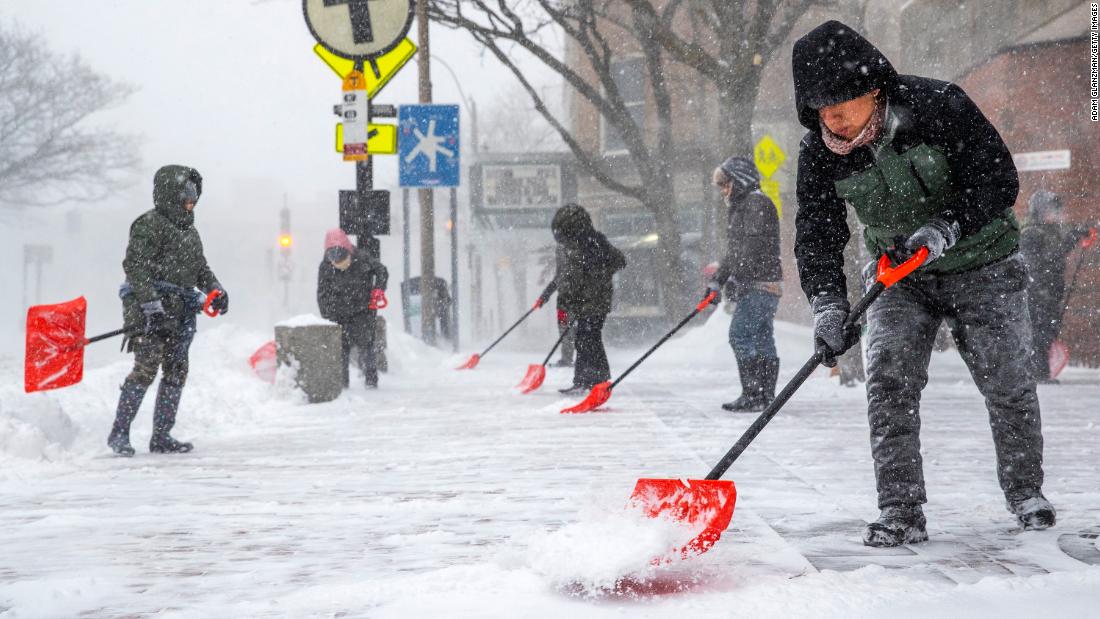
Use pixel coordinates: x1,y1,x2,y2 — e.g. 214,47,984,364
336,123,397,157
314,37,417,99
760,179,782,219
754,134,786,179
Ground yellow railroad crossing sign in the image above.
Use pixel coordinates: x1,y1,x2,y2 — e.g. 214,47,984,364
314,37,417,98
754,134,786,179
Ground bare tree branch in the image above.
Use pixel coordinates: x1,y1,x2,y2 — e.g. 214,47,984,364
0,23,140,207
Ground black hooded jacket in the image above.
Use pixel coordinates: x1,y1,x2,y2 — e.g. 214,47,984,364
792,21,1019,302
541,204,626,318
317,250,389,324
713,187,782,290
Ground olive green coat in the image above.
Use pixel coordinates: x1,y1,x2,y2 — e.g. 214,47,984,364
122,165,219,331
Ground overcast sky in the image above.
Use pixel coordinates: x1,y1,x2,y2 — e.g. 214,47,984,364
6,0,555,210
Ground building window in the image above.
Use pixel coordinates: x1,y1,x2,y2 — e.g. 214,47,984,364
601,56,645,154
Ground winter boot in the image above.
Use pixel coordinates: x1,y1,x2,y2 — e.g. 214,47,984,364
149,381,193,454
722,357,766,412
550,358,574,368
559,384,591,396
863,504,929,547
1007,494,1056,530
108,379,147,457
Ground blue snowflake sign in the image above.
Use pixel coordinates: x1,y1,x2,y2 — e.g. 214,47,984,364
398,104,460,187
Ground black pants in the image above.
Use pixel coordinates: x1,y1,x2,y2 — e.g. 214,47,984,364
1026,289,1062,380
573,314,609,387
340,311,378,387
864,253,1044,508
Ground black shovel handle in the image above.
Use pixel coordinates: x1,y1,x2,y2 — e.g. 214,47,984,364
541,321,574,366
478,304,539,358
704,248,928,481
609,292,717,390
85,327,129,345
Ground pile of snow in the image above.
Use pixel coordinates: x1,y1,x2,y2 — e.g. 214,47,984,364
521,502,705,593
0,320,447,473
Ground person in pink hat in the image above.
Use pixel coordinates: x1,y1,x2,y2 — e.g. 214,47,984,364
316,229,389,388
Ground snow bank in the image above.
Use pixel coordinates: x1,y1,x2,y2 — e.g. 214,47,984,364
0,320,446,474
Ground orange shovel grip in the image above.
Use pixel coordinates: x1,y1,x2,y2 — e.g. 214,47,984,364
876,247,929,288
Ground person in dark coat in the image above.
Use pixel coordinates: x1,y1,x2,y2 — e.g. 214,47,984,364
1020,190,1093,383
109,165,228,457
537,204,626,393
792,20,1052,546
705,156,783,412
317,229,389,388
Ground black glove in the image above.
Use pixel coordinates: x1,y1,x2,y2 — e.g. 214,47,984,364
210,286,229,315
901,218,959,264
703,282,722,305
141,300,171,337
812,295,859,368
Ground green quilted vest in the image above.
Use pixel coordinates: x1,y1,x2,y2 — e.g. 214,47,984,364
834,142,1018,273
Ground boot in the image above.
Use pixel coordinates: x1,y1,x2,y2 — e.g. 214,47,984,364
550,358,574,368
149,382,193,454
723,357,767,412
108,379,147,457
863,504,929,547
1007,493,1056,530
559,384,591,396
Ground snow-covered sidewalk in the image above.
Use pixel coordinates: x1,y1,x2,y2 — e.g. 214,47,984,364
1,315,1099,618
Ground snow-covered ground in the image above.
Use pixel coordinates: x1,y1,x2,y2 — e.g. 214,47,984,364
2,312,1099,618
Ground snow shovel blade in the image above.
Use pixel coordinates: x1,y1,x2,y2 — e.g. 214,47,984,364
249,340,278,384
1049,339,1070,380
560,380,612,414
24,296,88,393
456,353,481,370
516,363,546,394
630,478,737,559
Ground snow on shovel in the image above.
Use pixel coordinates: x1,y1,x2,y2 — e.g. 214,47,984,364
630,249,929,561
24,291,225,393
457,301,542,370
516,322,574,394
561,291,717,414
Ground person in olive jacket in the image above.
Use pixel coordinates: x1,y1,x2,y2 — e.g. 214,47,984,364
792,21,1052,546
109,165,228,457
705,156,783,413
317,229,389,389
537,204,626,394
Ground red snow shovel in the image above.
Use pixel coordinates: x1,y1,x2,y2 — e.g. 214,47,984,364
516,322,574,394
560,291,718,413
457,301,542,370
629,248,929,560
24,291,225,393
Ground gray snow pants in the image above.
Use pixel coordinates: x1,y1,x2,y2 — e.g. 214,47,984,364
863,252,1044,508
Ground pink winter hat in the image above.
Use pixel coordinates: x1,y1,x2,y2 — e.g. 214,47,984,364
324,228,355,252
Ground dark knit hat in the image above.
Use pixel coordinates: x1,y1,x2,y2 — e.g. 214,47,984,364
717,156,760,192
1028,190,1063,220
551,203,593,243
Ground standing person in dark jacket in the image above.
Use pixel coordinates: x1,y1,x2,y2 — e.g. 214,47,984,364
537,204,626,394
317,229,389,389
1020,190,1093,383
705,156,783,412
792,21,1053,547
108,165,228,457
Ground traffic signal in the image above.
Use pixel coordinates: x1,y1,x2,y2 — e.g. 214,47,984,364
278,234,293,249
279,206,292,254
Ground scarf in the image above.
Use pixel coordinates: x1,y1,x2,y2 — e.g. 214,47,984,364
820,97,887,156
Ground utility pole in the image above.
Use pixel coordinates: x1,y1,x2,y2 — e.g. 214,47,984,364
416,0,437,346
